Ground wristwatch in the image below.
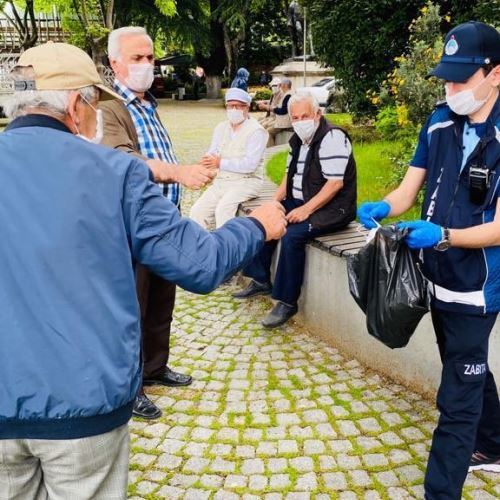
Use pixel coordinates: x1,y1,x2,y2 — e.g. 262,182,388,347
434,227,451,251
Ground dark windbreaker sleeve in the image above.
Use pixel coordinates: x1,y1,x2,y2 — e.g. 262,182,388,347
122,159,265,294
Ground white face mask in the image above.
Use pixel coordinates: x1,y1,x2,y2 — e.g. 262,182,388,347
73,98,104,144
125,63,154,92
271,86,279,95
227,109,245,125
292,119,316,142
85,109,104,144
445,76,493,116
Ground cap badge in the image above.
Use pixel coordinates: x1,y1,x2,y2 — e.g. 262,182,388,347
445,35,459,56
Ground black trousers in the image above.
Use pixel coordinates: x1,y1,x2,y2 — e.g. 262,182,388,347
136,263,176,388
425,307,500,499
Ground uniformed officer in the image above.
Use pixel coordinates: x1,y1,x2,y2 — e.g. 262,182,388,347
358,21,500,499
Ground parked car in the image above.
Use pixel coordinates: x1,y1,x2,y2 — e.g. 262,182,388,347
150,66,165,98
297,77,337,107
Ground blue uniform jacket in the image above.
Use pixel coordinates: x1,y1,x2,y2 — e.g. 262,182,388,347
0,115,265,439
417,96,500,314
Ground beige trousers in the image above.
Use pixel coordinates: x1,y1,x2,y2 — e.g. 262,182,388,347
258,116,276,129
190,171,262,229
0,424,129,500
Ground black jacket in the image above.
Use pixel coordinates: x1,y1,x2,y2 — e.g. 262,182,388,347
286,116,357,230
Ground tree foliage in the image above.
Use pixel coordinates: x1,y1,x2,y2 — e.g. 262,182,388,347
4,0,294,88
374,3,446,187
1,0,38,49
382,2,444,127
237,0,291,73
306,0,497,117
196,0,290,79
32,0,176,64
307,0,426,118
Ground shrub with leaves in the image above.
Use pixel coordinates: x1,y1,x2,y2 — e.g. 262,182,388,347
382,2,445,128
374,106,399,141
371,2,448,189
252,87,272,101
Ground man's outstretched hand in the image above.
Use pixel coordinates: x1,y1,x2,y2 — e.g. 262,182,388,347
177,164,217,190
147,159,216,190
250,201,287,241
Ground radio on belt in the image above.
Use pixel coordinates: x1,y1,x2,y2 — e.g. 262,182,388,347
469,165,491,205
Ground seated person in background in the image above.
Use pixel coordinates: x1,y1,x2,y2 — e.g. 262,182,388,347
233,91,357,328
267,77,294,147
259,70,271,85
258,77,283,129
190,88,269,229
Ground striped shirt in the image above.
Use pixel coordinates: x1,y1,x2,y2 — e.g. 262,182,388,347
113,80,180,206
287,129,352,200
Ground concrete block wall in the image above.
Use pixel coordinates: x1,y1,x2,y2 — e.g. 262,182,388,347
296,244,500,398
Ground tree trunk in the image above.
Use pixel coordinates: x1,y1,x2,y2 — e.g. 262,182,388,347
195,0,226,98
89,39,106,77
5,0,38,50
223,26,234,81
205,75,222,99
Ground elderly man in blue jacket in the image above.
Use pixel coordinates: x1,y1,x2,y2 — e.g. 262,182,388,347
0,42,286,499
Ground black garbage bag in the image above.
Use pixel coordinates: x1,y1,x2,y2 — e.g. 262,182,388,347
347,224,429,348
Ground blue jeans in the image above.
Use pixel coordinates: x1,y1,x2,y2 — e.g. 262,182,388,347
243,198,329,306
425,308,500,499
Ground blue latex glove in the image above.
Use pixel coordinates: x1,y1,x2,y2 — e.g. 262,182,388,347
398,220,443,249
358,201,391,229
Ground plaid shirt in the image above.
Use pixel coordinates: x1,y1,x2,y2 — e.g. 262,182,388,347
113,80,180,206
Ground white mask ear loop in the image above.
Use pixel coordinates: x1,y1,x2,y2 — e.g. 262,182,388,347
70,112,82,136
73,94,103,144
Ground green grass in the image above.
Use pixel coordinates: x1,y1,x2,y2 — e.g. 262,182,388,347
355,140,398,202
324,112,352,127
266,150,288,185
265,140,421,221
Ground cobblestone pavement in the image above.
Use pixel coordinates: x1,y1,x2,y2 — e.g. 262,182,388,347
156,99,228,165
127,101,500,500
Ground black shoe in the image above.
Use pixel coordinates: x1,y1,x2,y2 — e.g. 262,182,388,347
469,451,500,473
133,394,162,419
262,301,298,328
232,280,272,299
143,367,193,387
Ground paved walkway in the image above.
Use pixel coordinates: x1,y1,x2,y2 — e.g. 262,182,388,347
127,100,499,500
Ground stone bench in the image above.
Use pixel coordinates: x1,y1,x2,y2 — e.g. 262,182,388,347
274,129,293,146
238,148,500,397
239,180,366,257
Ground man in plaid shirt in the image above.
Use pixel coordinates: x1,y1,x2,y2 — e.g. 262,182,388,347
100,26,216,419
